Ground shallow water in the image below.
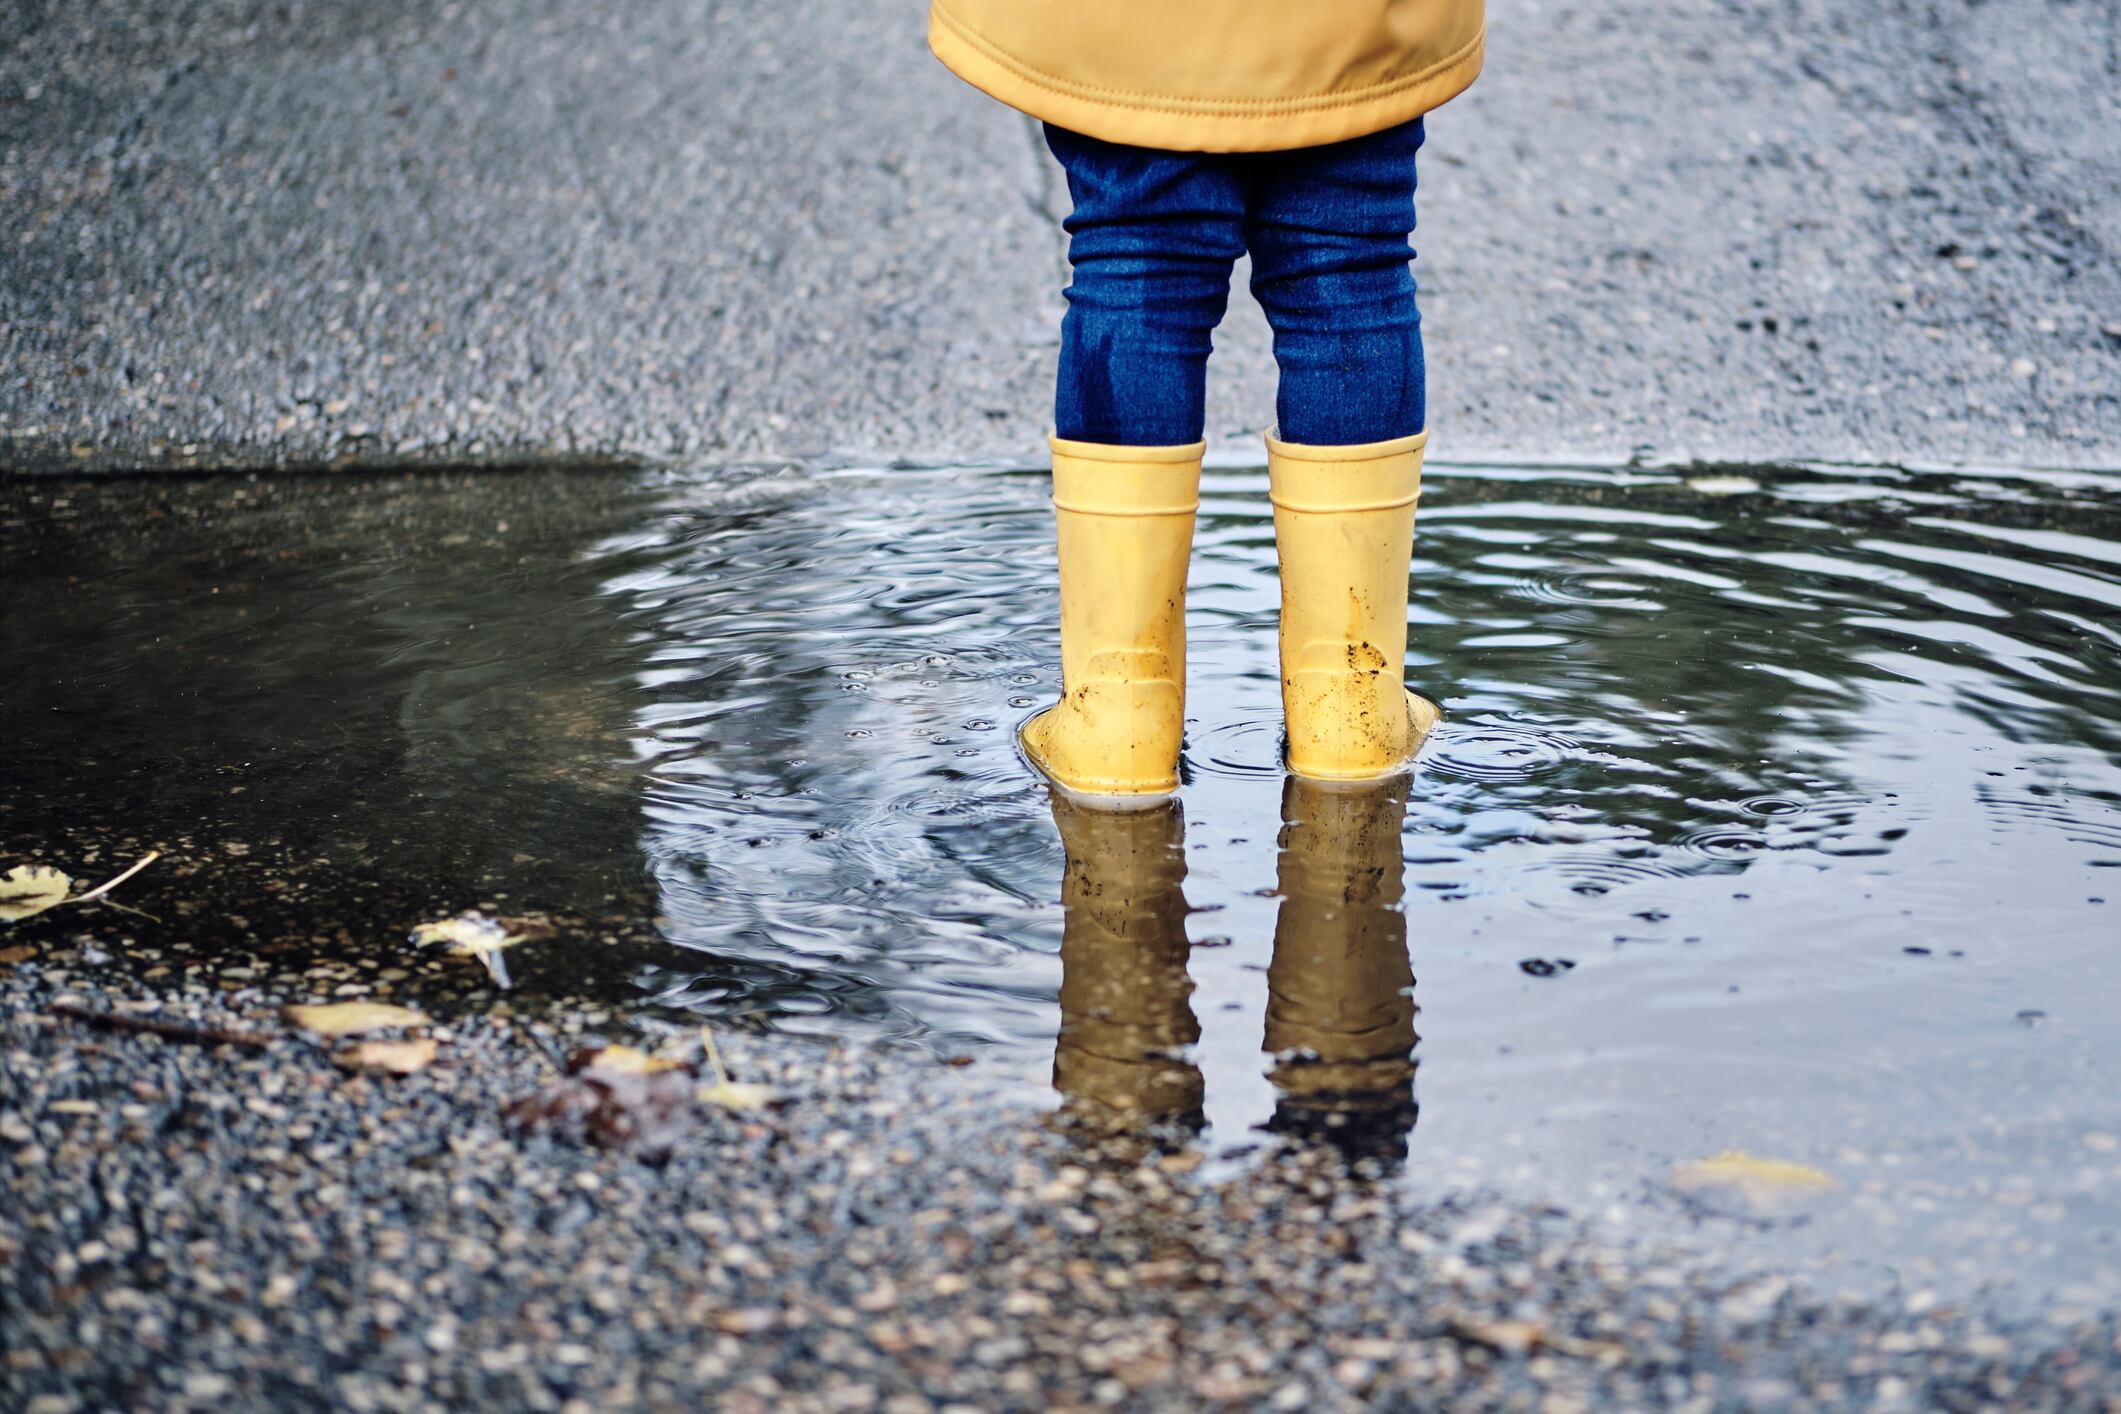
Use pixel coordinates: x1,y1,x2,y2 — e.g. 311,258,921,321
5,460,2120,1300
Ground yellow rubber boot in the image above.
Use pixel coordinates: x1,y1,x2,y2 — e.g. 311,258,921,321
1267,430,1441,780
1020,436,1204,799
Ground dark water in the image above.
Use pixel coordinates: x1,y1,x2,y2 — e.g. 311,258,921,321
5,460,2119,1297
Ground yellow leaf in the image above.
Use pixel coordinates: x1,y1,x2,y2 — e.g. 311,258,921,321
0,866,73,922
581,1044,687,1076
697,1080,781,1111
1672,1149,1833,1197
692,1024,782,1110
0,852,159,923
411,912,539,990
410,914,516,956
332,1038,439,1074
283,1002,430,1037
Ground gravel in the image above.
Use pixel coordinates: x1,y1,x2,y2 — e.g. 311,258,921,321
5,957,2118,1411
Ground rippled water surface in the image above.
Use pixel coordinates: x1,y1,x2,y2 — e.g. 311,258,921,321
6,460,2119,1296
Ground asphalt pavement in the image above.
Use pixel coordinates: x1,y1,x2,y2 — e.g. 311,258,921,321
2,0,2117,474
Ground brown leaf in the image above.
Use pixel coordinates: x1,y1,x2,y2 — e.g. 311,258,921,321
284,1002,429,1037
0,944,37,965
333,1037,439,1074
507,1062,700,1164
506,1036,785,1161
1449,1318,1546,1356
1446,1318,1624,1361
574,1044,688,1076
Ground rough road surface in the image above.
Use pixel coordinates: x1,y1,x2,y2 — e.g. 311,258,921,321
3,0,2118,473
8,3,2121,1409
5,966,2119,1413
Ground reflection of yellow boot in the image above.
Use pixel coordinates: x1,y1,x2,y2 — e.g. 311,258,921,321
1267,431,1441,781
1050,794,1203,1134
1265,775,1418,1154
1021,437,1204,799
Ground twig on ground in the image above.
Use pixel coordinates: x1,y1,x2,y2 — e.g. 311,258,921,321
50,1001,273,1051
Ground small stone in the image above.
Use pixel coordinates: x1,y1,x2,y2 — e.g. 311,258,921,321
182,1372,232,1399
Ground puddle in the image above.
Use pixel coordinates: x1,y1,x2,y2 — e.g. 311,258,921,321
5,459,2120,1302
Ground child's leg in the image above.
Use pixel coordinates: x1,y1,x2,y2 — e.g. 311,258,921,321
1244,118,1438,781
1045,125,1246,445
1016,128,1245,799
1244,117,1426,444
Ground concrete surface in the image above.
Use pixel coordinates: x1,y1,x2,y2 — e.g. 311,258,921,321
2,0,2117,474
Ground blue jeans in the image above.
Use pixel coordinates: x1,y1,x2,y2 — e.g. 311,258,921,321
1047,118,1425,448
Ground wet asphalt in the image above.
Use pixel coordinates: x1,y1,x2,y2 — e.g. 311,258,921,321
7,1,2121,1409
2,0,2118,474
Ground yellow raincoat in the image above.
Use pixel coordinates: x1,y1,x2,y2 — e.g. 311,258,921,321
929,0,1484,153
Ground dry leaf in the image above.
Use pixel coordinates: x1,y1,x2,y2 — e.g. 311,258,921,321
0,866,73,922
411,913,514,954
333,1037,439,1074
1672,1149,1833,1194
506,1048,700,1163
1672,1149,1834,1216
284,1001,430,1037
503,1034,781,1161
695,1024,783,1111
0,853,160,923
697,1079,781,1111
1448,1317,1626,1362
580,1044,687,1076
411,911,542,989
1449,1318,1546,1356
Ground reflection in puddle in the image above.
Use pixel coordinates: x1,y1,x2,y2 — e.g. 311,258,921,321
1049,778,1421,1167
6,459,2121,1299
1050,797,1202,1137
1262,778,1418,1163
